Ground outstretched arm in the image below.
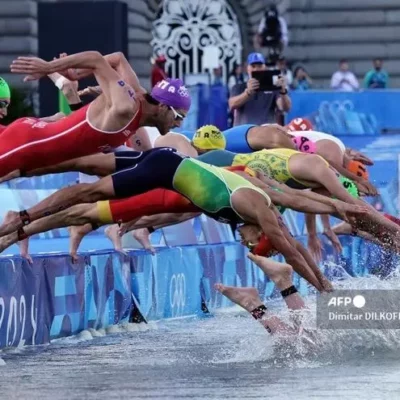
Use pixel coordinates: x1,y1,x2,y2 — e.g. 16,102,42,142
320,214,343,254
236,171,368,220
305,213,323,263
256,172,343,210
61,52,145,95
11,51,137,116
232,192,323,291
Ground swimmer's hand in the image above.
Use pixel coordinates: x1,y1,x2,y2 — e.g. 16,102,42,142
356,178,379,197
10,57,50,81
348,149,374,166
332,200,369,223
308,234,323,263
78,86,102,98
323,229,343,254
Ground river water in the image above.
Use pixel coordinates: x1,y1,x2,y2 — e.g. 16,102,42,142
1,273,400,400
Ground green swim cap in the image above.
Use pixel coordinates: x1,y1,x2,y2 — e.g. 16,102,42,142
339,175,359,198
0,77,10,99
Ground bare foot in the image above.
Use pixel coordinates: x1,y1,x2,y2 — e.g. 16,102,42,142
247,253,292,289
0,210,21,237
105,225,123,252
68,224,93,263
18,238,33,264
331,221,353,236
214,284,262,312
132,228,155,255
118,223,128,237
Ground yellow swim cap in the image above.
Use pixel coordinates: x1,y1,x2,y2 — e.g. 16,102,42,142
192,125,226,150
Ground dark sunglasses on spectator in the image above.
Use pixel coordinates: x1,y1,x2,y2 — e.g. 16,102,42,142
0,100,10,109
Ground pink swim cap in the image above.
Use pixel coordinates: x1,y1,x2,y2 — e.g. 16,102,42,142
292,136,317,154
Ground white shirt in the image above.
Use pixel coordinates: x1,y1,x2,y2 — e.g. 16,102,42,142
330,71,359,92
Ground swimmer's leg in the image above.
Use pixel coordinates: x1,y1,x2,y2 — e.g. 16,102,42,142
247,253,306,312
0,176,116,237
0,203,104,252
214,284,291,334
23,153,116,178
215,255,304,334
0,169,21,183
0,149,183,237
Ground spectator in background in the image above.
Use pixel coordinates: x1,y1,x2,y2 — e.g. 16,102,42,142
229,52,291,126
151,55,168,87
364,58,389,89
211,65,223,85
292,66,312,91
256,5,288,57
330,59,359,92
228,63,246,92
277,56,293,86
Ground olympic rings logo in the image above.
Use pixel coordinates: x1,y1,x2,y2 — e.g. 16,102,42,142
169,273,186,316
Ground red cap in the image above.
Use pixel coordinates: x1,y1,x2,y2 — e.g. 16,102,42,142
383,213,400,227
155,55,167,63
251,234,278,257
288,118,313,132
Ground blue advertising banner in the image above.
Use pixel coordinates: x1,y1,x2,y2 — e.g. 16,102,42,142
0,251,132,348
287,90,400,135
2,233,399,349
0,257,44,347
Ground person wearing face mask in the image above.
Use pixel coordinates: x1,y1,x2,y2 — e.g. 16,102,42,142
228,52,291,126
363,58,389,89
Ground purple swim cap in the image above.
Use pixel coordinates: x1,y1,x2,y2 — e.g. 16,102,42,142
151,78,191,112
292,136,317,154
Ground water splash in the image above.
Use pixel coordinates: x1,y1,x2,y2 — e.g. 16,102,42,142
212,269,400,368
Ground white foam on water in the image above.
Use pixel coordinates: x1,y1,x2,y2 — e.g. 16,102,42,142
50,322,157,345
209,266,400,369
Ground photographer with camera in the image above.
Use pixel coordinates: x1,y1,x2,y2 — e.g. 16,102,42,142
229,53,291,126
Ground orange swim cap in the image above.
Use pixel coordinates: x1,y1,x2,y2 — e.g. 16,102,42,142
347,160,369,180
287,117,313,132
